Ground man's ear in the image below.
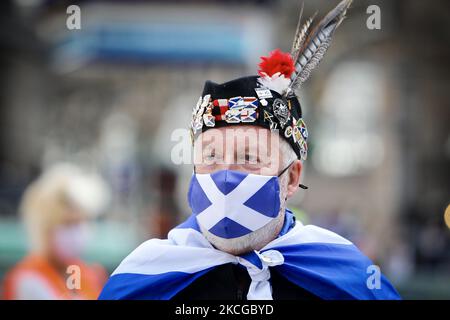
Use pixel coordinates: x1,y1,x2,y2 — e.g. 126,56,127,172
287,160,302,198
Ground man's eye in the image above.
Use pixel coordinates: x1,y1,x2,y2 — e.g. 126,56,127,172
245,154,258,163
204,152,218,162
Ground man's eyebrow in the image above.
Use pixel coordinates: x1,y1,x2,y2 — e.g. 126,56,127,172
202,142,216,150
239,145,261,160
245,139,261,152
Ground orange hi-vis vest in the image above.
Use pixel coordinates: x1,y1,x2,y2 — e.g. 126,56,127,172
2,254,107,300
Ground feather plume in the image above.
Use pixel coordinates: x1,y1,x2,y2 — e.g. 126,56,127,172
290,2,305,56
286,0,352,97
291,2,316,62
291,14,316,69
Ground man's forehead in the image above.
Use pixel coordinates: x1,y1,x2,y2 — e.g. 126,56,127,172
196,127,280,153
199,126,274,142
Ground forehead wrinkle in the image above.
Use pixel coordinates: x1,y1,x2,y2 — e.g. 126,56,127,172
197,127,280,162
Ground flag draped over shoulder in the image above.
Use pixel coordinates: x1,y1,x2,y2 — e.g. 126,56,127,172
98,210,401,300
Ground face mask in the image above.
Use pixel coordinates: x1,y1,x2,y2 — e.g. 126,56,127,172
188,164,292,239
52,223,90,261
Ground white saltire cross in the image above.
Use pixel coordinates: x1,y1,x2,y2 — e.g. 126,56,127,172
195,173,275,232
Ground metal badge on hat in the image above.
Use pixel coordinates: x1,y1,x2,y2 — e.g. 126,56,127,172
225,97,243,123
191,94,211,134
284,126,293,138
225,96,258,124
298,117,308,140
225,109,241,123
263,110,278,131
240,97,258,123
291,117,302,143
255,88,273,99
191,96,203,135
299,138,308,160
202,99,215,127
240,107,257,123
272,98,290,129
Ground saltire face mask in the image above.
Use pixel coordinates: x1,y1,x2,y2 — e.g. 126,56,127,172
187,163,293,239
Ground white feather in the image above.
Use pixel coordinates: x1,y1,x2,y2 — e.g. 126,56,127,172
258,72,291,95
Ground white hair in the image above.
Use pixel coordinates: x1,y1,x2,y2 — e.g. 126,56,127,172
279,137,298,168
201,212,285,255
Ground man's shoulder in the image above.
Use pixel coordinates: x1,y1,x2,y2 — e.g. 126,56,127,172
271,221,354,251
279,222,373,267
295,223,354,245
110,227,216,278
111,237,172,276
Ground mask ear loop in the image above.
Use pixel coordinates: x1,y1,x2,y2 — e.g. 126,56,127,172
277,161,309,190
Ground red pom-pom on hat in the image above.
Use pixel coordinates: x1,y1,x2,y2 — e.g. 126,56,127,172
258,49,295,78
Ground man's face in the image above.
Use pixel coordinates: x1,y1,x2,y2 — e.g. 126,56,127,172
192,125,302,254
194,125,283,176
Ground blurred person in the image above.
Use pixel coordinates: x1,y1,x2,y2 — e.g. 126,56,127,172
99,0,400,300
2,163,110,300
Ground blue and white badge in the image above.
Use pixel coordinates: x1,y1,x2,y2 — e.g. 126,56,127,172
188,170,281,239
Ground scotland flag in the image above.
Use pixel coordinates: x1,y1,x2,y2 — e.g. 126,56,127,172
98,209,401,300
188,170,281,239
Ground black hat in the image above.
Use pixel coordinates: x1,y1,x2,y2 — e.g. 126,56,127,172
191,75,308,160
189,0,352,161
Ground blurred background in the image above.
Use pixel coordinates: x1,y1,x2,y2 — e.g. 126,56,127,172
0,0,449,299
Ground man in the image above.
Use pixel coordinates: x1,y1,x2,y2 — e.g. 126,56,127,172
99,0,400,300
